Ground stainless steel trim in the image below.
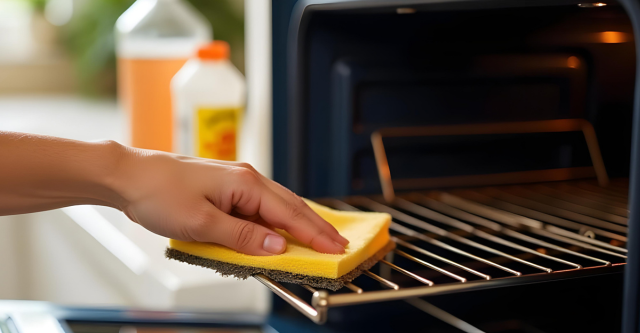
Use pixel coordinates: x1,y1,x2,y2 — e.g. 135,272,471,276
380,259,435,286
371,119,610,202
417,194,615,257
254,274,325,323
395,198,581,269
302,285,318,293
254,181,627,326
553,183,629,208
532,184,629,218
389,222,520,276
345,283,363,294
392,237,490,280
543,225,627,254
525,227,622,261
324,265,621,308
449,190,628,242
434,192,617,264
364,270,400,290
578,181,628,199
509,186,628,225
394,249,467,282
496,187,627,233
362,198,546,273
503,228,612,265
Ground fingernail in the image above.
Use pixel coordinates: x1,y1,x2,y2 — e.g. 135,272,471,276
333,241,346,254
338,235,349,245
263,234,286,254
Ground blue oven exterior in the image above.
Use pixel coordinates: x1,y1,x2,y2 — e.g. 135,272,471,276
620,1,640,332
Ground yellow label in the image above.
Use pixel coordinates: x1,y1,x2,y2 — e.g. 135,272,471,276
196,107,242,160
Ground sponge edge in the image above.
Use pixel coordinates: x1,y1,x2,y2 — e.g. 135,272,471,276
166,240,395,291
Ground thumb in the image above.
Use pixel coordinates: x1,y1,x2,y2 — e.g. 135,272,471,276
190,206,287,256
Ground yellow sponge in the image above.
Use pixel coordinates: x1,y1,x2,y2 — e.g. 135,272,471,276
168,200,391,279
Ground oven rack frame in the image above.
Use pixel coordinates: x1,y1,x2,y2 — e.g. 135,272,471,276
254,264,624,324
253,182,629,324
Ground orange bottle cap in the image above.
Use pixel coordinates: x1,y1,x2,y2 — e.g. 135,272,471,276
198,41,230,60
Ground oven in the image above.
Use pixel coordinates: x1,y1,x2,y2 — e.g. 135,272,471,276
4,1,636,332
259,0,640,332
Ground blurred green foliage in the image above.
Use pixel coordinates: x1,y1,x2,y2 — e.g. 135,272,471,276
27,0,245,96
62,0,134,96
23,0,47,11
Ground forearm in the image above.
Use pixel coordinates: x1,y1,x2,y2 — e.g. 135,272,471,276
0,131,348,255
0,131,125,215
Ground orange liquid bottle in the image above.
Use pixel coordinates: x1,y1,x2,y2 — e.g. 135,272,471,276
117,58,188,151
115,0,211,152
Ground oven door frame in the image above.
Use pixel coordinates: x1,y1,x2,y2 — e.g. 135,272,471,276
273,1,640,332
619,1,640,332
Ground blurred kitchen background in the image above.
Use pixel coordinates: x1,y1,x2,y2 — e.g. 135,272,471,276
0,0,245,95
0,0,273,316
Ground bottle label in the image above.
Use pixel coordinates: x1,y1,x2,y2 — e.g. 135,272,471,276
195,107,241,160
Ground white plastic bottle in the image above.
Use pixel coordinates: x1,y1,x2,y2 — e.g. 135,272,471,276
172,41,246,160
115,0,211,152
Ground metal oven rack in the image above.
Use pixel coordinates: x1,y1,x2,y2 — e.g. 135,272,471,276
253,180,628,324
254,120,627,325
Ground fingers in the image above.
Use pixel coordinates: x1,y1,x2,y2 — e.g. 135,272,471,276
257,187,346,254
216,161,348,247
258,177,349,247
207,161,348,254
190,205,287,256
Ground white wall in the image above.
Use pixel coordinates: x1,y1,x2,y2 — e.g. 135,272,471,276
0,214,26,300
239,0,272,178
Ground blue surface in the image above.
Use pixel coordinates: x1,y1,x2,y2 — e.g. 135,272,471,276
620,1,640,332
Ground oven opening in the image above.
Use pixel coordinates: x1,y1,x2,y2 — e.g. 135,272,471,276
267,1,636,330
299,1,635,198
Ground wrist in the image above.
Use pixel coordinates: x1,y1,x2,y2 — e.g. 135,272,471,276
96,140,132,210
101,142,175,213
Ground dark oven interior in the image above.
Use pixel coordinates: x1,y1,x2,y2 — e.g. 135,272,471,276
274,0,635,198
269,1,636,332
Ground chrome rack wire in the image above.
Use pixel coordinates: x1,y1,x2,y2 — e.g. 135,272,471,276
253,179,628,324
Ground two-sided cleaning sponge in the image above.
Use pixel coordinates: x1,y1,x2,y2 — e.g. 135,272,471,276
166,200,393,290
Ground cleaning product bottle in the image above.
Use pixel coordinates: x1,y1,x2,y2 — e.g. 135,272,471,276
115,0,211,152
172,41,246,160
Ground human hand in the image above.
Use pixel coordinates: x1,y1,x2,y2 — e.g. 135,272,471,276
109,147,349,256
